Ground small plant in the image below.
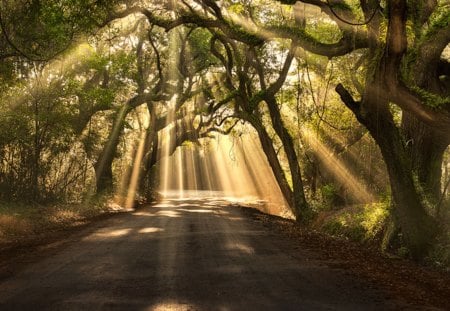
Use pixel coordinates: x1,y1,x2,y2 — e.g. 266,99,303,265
319,183,338,208
319,203,390,243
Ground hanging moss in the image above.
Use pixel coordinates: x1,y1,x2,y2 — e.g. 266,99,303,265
411,86,450,109
249,90,266,110
227,23,263,46
268,24,319,45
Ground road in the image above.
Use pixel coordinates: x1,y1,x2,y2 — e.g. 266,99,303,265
0,194,399,310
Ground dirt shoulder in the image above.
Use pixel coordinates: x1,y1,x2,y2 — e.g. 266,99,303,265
237,206,450,310
0,208,128,281
1,202,449,309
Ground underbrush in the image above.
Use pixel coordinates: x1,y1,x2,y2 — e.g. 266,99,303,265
0,196,124,244
313,203,390,243
429,203,450,270
313,201,450,270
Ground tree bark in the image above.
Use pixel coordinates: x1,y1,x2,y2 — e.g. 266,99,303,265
264,94,309,219
94,106,131,194
402,112,448,202
241,112,301,219
337,84,438,259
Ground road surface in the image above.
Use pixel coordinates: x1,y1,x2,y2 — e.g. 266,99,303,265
0,195,400,310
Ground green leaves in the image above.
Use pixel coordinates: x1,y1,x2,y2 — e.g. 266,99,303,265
0,0,119,60
412,86,450,109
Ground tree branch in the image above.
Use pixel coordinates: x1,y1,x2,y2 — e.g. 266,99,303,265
335,83,362,118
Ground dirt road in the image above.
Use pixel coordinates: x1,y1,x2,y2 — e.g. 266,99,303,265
0,195,416,310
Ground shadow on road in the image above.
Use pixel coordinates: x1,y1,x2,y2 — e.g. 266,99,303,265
0,193,393,310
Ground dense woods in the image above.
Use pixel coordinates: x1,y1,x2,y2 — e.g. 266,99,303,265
0,0,449,262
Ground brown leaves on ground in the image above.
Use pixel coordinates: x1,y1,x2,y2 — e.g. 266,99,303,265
238,206,450,310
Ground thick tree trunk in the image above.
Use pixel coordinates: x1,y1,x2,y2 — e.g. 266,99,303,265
402,113,448,202
375,129,437,259
95,163,114,194
337,85,438,259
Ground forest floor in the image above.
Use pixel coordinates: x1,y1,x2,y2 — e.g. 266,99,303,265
0,196,449,310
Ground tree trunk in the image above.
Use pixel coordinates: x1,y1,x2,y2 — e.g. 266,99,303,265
265,94,309,218
94,106,131,194
243,112,301,219
402,112,448,202
138,128,159,201
337,85,438,259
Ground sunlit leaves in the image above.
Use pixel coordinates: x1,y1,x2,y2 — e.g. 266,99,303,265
305,21,342,45
0,0,120,60
228,3,245,14
188,28,216,71
425,7,450,40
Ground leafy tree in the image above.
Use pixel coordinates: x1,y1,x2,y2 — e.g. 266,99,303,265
1,0,449,260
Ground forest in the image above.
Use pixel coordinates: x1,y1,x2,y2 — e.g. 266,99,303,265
0,0,449,266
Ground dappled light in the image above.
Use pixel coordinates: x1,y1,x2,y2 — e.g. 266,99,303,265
301,127,375,203
154,210,181,218
138,227,164,234
91,228,132,238
176,208,214,214
146,301,200,311
1,0,450,309
225,242,255,255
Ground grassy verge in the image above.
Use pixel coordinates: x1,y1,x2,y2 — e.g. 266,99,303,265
313,203,389,243
313,202,450,270
0,198,125,245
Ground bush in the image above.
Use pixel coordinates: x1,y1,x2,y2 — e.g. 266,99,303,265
318,203,390,243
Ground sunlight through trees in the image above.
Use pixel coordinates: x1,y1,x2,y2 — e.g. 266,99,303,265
0,0,449,261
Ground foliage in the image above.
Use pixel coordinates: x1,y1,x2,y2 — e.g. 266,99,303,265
428,204,450,269
0,0,120,60
320,183,339,206
321,203,390,242
0,0,449,261
411,86,450,109
423,8,450,40
0,195,120,243
187,28,217,71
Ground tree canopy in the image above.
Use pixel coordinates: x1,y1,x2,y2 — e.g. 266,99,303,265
1,0,449,260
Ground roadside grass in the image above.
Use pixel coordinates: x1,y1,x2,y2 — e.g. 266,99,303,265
313,203,390,243
314,201,450,270
0,197,124,244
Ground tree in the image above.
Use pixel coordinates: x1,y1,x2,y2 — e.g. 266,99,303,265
1,0,448,259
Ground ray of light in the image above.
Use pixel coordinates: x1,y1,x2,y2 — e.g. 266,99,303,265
176,147,185,198
159,122,291,216
84,104,130,200
236,129,289,215
209,136,236,196
158,100,176,196
125,130,148,209
200,147,214,195
158,18,182,197
188,147,199,195
7,43,94,111
319,130,387,188
301,127,375,203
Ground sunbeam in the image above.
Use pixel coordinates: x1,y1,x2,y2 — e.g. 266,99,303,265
157,121,290,216
125,130,147,209
301,127,375,203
